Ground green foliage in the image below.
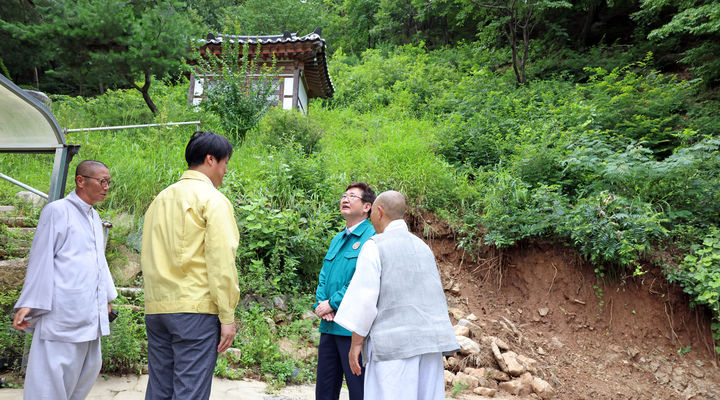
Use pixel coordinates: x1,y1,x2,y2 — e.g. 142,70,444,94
557,192,668,275
0,288,25,369
250,108,324,155
0,0,199,111
193,41,279,143
463,172,567,249
634,0,720,86
213,0,326,37
233,193,334,297
233,301,316,388
667,228,720,353
101,296,147,374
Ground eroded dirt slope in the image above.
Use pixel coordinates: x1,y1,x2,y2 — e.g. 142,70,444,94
412,213,720,399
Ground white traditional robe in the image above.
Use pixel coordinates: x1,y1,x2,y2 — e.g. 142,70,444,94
14,190,117,400
334,220,446,400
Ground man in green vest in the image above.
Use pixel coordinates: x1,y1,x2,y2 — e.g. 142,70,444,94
313,182,376,400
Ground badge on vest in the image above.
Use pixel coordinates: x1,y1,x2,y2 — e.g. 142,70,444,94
353,242,360,250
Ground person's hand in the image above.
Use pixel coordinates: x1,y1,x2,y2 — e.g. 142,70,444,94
217,322,237,353
12,308,32,331
315,300,333,318
322,311,335,321
107,303,112,314
349,339,363,376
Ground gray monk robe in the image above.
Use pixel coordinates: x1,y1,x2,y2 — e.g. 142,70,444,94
14,190,117,400
335,220,459,400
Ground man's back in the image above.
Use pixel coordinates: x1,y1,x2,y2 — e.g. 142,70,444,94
141,170,239,319
369,227,458,361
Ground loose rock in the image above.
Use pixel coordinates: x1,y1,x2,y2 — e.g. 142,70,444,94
532,376,555,399
457,335,481,355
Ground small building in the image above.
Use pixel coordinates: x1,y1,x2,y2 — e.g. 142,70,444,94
189,28,333,114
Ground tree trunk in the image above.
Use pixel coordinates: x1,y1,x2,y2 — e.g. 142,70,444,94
133,71,158,114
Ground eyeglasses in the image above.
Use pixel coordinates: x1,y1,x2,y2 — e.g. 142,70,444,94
82,175,112,188
339,194,363,201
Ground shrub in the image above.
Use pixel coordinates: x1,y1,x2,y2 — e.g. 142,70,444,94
101,295,147,374
250,107,324,155
0,288,25,370
193,41,279,144
557,192,668,276
667,227,720,354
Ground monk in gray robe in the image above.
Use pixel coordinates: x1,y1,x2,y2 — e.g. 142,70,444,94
334,190,459,400
12,160,117,400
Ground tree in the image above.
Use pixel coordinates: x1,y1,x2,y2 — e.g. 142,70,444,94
633,0,720,86
1,0,198,113
193,41,279,143
469,0,571,84
0,0,48,86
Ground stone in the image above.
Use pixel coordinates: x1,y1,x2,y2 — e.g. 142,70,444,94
491,341,509,372
15,191,46,208
273,313,288,323
454,372,479,389
450,283,462,295
446,355,461,371
0,258,29,287
538,307,549,317
265,317,277,334
517,354,538,374
493,337,510,351
272,295,288,311
486,368,511,381
301,310,318,320
549,337,564,349
466,313,478,321
501,351,526,376
457,335,481,355
454,325,471,337
457,318,484,337
444,370,455,386
537,346,547,355
498,373,533,396
473,387,497,397
221,347,242,363
532,376,555,399
464,367,486,380
448,307,465,320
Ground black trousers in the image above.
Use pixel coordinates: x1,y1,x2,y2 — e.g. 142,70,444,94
316,333,364,400
145,313,220,400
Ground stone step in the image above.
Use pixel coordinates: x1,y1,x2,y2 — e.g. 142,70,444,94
0,205,15,214
0,246,30,258
7,227,35,236
0,216,35,228
0,258,28,287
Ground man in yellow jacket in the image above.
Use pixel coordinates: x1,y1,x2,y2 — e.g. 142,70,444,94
141,130,239,400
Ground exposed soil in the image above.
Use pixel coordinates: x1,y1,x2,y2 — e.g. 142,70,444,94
411,213,720,399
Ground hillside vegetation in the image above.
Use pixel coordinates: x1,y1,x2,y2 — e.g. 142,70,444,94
1,0,720,388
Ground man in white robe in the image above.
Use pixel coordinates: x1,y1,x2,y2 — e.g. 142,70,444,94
334,190,459,400
12,160,118,400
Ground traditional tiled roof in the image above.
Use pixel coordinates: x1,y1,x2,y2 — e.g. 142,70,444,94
198,28,333,98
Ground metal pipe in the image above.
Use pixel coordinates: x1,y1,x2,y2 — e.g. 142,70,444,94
0,173,48,199
65,120,202,133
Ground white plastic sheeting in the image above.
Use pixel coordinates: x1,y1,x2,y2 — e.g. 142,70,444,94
0,74,65,151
